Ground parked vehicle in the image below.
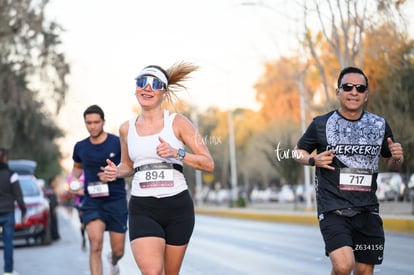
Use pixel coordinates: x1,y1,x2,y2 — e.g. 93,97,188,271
205,189,231,205
278,185,295,203
294,184,315,203
376,172,405,202
408,174,414,202
408,174,414,190
5,160,51,245
250,188,273,202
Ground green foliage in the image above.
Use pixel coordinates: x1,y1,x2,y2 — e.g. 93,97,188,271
236,196,247,208
0,0,69,180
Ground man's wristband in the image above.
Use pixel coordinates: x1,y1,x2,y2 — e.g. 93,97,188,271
308,157,315,166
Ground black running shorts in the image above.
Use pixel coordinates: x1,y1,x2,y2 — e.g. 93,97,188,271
319,211,385,264
128,190,195,245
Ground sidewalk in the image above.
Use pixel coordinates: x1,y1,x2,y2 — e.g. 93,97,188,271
195,201,414,234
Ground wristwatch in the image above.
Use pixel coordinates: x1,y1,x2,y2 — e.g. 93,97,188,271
176,148,186,161
308,157,315,166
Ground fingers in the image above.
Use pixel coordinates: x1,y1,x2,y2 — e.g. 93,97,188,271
320,149,335,158
106,158,116,167
387,137,394,146
158,136,166,144
387,137,403,160
103,159,117,182
316,150,335,170
157,136,174,158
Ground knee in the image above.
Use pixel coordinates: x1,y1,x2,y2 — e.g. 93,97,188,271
113,249,124,261
332,262,353,275
90,244,103,254
140,267,163,275
330,246,355,275
88,239,103,253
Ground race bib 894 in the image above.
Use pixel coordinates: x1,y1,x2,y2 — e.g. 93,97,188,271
137,163,174,188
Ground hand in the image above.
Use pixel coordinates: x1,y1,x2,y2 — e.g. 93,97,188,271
387,137,403,161
69,188,84,196
102,159,117,182
157,136,176,158
315,150,335,170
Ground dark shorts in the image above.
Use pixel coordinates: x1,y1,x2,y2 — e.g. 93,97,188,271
81,197,128,233
128,190,195,245
319,211,385,264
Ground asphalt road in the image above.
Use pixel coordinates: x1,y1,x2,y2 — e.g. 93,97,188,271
5,208,90,275
1,201,412,274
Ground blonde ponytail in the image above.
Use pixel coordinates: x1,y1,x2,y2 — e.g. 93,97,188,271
164,61,198,104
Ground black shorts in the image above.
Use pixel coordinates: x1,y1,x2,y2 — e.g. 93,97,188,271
128,190,195,246
319,211,385,264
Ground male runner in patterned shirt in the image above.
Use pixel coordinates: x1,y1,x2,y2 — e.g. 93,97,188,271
294,66,403,275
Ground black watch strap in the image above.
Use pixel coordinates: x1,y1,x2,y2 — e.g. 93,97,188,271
308,157,315,166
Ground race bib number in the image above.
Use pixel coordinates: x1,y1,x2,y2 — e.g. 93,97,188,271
137,163,174,188
87,181,109,197
339,168,373,192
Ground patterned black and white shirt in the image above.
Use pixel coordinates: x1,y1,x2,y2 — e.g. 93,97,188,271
297,110,393,215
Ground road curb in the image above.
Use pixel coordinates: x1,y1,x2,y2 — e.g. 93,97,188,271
195,208,414,234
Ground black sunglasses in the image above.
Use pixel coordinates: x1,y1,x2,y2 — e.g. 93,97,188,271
340,83,367,93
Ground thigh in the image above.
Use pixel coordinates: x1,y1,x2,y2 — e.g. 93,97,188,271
129,214,165,241
319,212,353,256
130,237,165,274
128,191,194,245
164,192,195,245
81,198,102,226
104,198,128,233
164,243,189,275
329,246,355,274
86,219,106,246
1,212,15,238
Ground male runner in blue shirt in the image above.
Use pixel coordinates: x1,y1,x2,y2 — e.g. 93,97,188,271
71,105,127,275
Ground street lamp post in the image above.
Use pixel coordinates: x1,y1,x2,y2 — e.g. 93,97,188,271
192,110,203,206
228,109,238,206
298,61,313,210
205,62,238,207
241,0,313,209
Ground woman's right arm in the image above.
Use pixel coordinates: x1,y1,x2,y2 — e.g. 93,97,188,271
116,121,134,178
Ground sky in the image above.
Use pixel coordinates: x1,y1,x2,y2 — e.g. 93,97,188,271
44,0,414,170
45,0,303,169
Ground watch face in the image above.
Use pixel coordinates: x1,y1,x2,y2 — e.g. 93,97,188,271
178,148,185,159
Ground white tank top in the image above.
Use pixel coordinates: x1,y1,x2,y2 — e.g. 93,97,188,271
128,110,187,198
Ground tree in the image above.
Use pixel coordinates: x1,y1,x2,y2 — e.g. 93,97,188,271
255,57,303,125
0,0,70,179
252,0,414,188
303,0,407,109
299,0,414,173
368,44,414,174
258,120,303,188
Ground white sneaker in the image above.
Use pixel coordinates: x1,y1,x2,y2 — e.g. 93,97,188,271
109,264,120,275
107,252,120,275
4,271,19,275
